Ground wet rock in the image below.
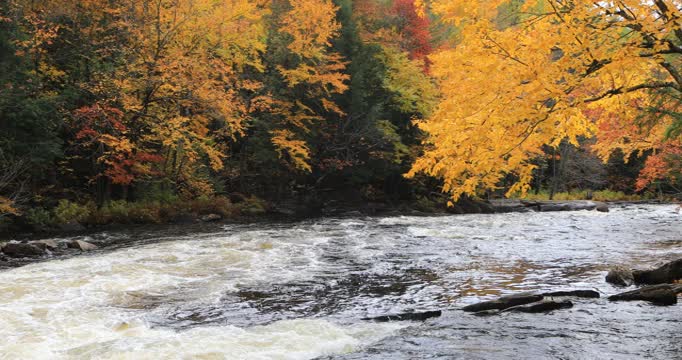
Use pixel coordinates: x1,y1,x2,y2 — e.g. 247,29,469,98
462,294,544,312
68,240,98,251
200,213,222,222
362,310,442,322
595,203,610,213
518,200,600,212
2,242,45,258
606,266,634,287
541,290,600,298
503,300,574,313
632,258,682,285
608,284,682,306
31,239,60,251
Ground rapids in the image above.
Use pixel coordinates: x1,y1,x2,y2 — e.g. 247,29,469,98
0,204,680,359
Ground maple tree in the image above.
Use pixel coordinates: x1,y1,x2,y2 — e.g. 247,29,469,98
409,0,682,200
269,0,349,172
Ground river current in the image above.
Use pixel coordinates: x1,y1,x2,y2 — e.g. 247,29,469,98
0,204,680,359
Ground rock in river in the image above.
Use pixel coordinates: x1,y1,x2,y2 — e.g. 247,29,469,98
2,242,46,258
632,258,682,285
503,300,574,313
608,284,682,306
462,294,544,312
606,266,634,287
362,310,442,322
541,290,600,298
68,240,98,251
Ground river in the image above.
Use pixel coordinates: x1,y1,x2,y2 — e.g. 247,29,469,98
0,204,680,359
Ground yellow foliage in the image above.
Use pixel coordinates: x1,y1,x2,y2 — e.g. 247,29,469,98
271,129,312,172
0,197,17,216
410,0,682,200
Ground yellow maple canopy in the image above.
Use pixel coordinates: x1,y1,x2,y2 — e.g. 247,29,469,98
409,0,682,200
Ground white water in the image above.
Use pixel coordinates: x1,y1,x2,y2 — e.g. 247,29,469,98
0,228,404,359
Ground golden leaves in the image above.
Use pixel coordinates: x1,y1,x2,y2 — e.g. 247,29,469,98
270,129,312,172
0,197,18,216
411,0,682,200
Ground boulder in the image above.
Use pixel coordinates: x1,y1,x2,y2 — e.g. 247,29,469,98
541,290,600,298
503,300,574,313
200,213,222,222
362,310,442,322
632,259,682,285
608,284,682,306
31,239,60,251
462,294,544,312
606,266,634,286
68,240,98,251
595,203,610,213
2,242,45,258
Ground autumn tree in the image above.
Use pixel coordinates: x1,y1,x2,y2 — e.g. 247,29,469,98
410,0,682,200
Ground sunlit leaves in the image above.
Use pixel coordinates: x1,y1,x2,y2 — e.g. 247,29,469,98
410,0,682,199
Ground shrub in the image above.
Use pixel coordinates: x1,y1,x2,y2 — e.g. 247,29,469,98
239,196,268,216
25,207,57,229
54,200,91,224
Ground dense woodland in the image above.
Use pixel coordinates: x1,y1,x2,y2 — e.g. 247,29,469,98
0,0,681,231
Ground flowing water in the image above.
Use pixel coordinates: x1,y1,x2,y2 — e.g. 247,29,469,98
1,204,681,359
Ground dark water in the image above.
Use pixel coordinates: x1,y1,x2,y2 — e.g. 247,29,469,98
0,205,680,359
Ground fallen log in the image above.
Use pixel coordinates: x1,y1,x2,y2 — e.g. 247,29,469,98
608,284,682,306
461,294,544,312
362,310,442,322
503,300,574,313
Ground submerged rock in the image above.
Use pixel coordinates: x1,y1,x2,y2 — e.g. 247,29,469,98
2,242,45,258
632,259,682,285
462,294,544,312
606,266,635,287
68,240,98,251
503,300,574,313
608,284,682,306
362,310,442,322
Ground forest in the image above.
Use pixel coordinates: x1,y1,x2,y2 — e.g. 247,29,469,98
1,0,681,232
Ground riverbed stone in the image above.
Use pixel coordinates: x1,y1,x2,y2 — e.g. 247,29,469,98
68,240,98,251
31,239,60,251
362,310,442,322
541,290,600,298
2,242,46,258
595,203,610,213
632,258,682,285
606,266,634,286
200,213,222,222
503,300,574,313
608,284,682,306
462,294,544,312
